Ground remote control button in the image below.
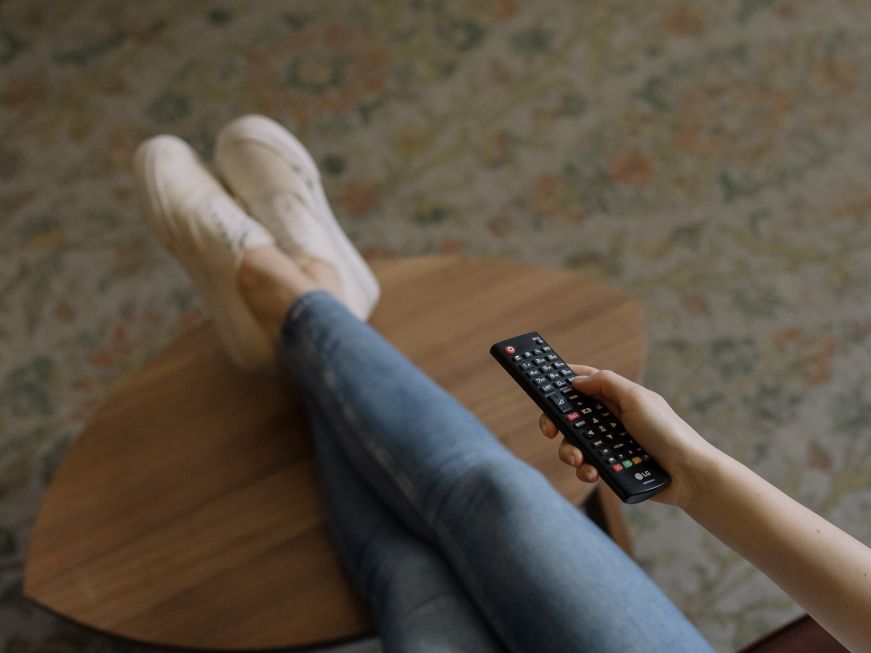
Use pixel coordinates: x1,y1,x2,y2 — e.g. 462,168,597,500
504,345,516,355
519,362,532,370
616,452,627,461
547,372,560,380
600,447,611,456
542,346,551,352
584,429,596,437
560,369,574,377
591,439,604,448
523,351,532,358
606,456,618,465
554,379,567,388
632,456,642,465
566,411,581,422
553,361,565,368
547,392,573,413
533,357,546,365
611,463,624,472
561,387,574,395
573,421,586,429
532,336,543,344
512,355,522,362
533,348,543,355
541,383,555,393
540,364,552,372
641,454,650,462
526,369,541,378
580,407,592,415
546,354,558,361
622,460,634,469
533,377,546,386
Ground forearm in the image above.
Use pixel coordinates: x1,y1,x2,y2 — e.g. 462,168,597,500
684,451,871,653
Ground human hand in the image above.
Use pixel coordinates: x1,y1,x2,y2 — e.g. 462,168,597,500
538,365,722,507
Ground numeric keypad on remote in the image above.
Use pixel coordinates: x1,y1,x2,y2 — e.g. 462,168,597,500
506,340,650,469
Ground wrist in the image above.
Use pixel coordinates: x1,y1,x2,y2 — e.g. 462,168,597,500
677,444,736,513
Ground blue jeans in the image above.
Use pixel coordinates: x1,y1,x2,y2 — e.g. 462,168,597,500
280,291,714,652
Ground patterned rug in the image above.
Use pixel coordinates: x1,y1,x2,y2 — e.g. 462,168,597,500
2,1,871,651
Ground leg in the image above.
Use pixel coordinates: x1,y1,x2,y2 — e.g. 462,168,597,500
278,289,714,652
240,249,713,652
306,397,507,653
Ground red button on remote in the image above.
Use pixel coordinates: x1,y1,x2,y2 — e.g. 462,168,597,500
504,345,516,354
566,411,580,422
611,463,624,472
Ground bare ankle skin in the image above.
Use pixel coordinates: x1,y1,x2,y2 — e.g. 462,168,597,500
238,246,347,343
300,259,346,306
238,246,317,342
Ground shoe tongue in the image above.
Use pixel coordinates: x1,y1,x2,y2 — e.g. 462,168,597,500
199,195,273,252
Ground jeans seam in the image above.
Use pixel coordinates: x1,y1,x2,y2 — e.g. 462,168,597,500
287,298,521,652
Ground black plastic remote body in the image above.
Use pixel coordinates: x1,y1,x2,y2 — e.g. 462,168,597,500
490,332,671,504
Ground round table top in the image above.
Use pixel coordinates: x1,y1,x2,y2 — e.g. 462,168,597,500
24,255,645,650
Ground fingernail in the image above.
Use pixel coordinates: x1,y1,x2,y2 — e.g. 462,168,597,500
572,375,589,385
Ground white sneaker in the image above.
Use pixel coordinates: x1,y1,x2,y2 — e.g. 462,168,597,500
133,134,277,372
215,114,380,321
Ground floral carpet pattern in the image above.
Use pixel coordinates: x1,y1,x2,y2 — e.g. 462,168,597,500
2,0,871,651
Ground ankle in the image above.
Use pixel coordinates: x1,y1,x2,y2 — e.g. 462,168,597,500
238,246,318,342
302,259,346,306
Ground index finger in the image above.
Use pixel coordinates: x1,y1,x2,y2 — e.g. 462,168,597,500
571,369,639,405
569,364,599,377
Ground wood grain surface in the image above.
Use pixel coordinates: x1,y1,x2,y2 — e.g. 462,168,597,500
24,255,645,650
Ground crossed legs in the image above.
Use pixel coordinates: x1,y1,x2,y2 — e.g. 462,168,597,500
238,250,714,653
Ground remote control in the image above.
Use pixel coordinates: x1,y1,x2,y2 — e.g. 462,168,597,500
490,332,670,504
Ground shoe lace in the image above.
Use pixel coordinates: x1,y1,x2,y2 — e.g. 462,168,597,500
258,191,321,255
197,195,255,252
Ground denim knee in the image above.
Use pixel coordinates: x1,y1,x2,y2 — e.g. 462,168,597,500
438,455,556,523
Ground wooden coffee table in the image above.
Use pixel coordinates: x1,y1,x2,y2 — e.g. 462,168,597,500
25,256,645,650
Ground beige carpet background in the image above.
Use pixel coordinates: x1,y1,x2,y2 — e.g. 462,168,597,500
2,1,871,651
